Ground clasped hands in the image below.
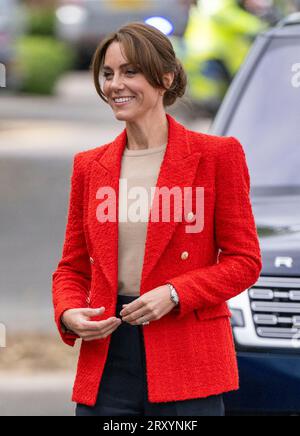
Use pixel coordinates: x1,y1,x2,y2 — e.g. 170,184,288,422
61,284,178,342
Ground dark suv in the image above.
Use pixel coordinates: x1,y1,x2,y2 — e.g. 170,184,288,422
211,12,300,415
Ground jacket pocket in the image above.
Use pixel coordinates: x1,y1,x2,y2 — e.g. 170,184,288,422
194,302,232,322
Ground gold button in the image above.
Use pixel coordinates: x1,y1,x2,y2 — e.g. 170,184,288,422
89,257,94,264
187,211,195,221
181,251,189,260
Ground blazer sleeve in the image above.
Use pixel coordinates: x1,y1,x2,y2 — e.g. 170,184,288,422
52,152,91,346
165,136,262,320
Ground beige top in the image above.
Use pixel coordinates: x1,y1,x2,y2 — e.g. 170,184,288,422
118,143,167,296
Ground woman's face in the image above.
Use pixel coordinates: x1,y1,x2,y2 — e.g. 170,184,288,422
102,41,164,122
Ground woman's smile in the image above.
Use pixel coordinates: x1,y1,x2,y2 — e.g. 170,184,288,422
112,96,136,106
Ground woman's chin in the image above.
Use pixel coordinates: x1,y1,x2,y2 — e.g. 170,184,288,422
113,110,135,122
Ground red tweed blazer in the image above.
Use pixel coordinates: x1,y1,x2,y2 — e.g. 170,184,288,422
52,113,262,406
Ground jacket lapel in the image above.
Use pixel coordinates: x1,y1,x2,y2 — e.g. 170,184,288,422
87,114,202,296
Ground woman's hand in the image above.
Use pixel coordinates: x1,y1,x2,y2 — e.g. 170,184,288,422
61,307,122,341
119,285,177,325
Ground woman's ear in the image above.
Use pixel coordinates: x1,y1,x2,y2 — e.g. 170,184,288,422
163,71,175,90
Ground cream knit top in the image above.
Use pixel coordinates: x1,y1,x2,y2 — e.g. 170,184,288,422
118,143,167,296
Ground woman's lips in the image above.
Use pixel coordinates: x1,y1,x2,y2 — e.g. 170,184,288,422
112,97,135,106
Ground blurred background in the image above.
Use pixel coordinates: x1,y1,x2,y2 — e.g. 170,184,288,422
0,0,299,416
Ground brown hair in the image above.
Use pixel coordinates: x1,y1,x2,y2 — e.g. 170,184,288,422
91,22,187,107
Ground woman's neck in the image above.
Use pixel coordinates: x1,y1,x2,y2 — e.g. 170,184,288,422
125,113,168,150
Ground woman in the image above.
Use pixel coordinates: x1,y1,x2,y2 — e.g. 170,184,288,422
52,22,262,416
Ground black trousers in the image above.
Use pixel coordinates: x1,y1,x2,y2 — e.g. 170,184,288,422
75,294,225,416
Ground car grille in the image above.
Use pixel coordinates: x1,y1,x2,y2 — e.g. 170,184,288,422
249,279,300,340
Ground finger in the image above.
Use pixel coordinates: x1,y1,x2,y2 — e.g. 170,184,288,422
83,322,121,341
79,323,120,337
85,326,119,340
81,307,105,316
81,317,120,331
125,317,151,326
119,300,144,316
122,308,150,323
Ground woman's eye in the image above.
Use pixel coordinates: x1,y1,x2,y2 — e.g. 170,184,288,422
102,69,137,79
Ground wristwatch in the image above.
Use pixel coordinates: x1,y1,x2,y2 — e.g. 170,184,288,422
166,283,180,306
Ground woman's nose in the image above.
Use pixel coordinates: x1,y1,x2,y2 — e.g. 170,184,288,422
110,74,125,90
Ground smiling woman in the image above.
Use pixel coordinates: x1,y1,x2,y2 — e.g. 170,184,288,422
52,21,261,418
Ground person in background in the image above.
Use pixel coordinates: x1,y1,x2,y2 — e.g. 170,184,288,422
171,0,267,115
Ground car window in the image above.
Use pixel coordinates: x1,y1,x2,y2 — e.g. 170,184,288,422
225,37,300,189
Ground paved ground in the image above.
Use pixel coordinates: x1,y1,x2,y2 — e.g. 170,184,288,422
0,372,76,416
